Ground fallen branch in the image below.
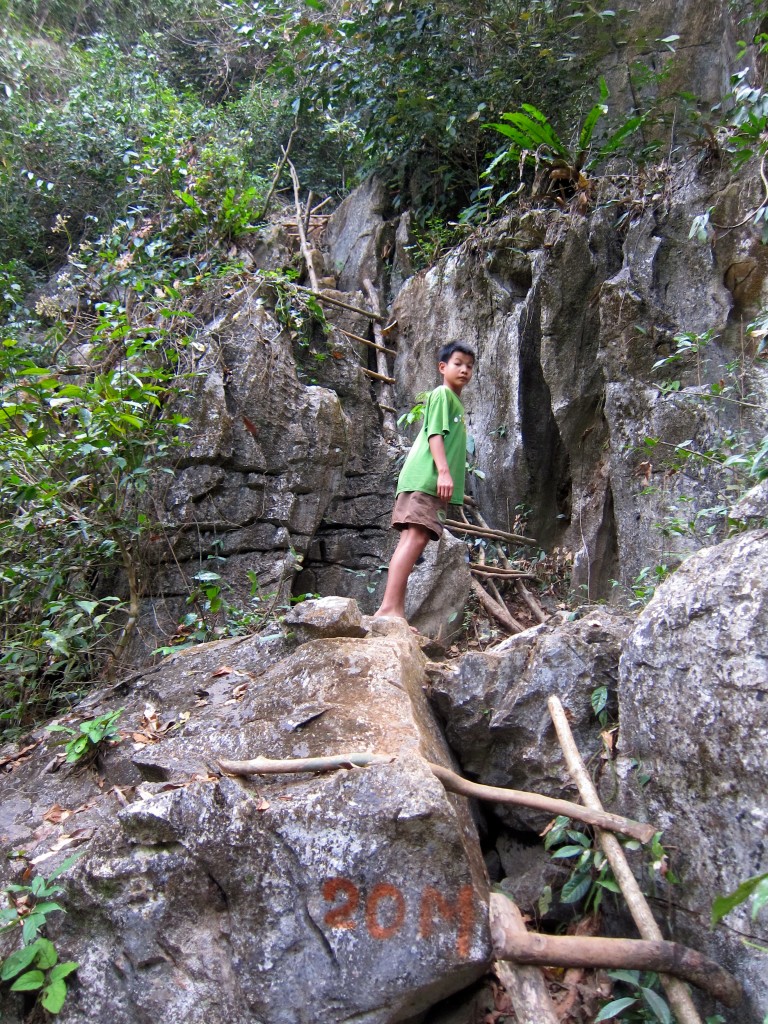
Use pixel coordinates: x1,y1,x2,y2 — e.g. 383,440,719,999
471,578,524,634
288,161,320,291
515,579,548,624
490,895,559,1024
256,124,298,221
289,282,385,322
428,762,656,843
491,896,741,1007
469,565,538,579
218,752,656,842
362,367,396,384
548,696,718,1024
445,519,539,548
336,327,397,356
220,752,392,775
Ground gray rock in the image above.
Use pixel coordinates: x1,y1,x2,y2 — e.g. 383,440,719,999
0,628,491,1024
284,595,368,641
428,607,633,831
324,172,394,295
618,529,768,1024
729,478,768,525
405,529,472,641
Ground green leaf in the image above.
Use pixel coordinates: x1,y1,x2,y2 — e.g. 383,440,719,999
578,100,608,152
49,961,78,982
46,850,86,881
32,937,58,969
22,912,46,943
595,996,638,1021
607,969,641,985
560,870,593,904
1,943,40,980
641,985,673,1023
10,968,45,991
41,977,68,1013
75,600,100,615
597,878,621,893
551,844,588,858
712,871,768,925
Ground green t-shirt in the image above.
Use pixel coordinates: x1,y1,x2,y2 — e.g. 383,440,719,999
396,385,467,505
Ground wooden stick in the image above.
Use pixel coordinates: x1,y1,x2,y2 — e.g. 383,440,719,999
469,566,539,579
489,895,560,1024
362,277,397,437
336,327,397,356
288,161,320,292
220,752,393,775
491,898,742,1007
256,124,298,221
516,579,548,624
289,283,385,322
471,578,524,635
446,520,539,548
548,696,709,1024
310,196,333,215
362,367,396,384
428,762,656,843
218,752,657,843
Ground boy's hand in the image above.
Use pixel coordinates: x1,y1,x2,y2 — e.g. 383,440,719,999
436,468,454,501
429,433,454,501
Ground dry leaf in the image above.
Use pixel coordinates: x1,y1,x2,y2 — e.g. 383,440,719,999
255,798,270,812
30,828,93,865
42,804,72,824
211,666,234,678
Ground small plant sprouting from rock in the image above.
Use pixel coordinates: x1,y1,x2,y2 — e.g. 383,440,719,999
1,854,82,1015
0,937,78,1015
46,708,124,765
711,869,768,952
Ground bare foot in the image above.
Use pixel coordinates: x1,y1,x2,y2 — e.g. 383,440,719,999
373,607,406,619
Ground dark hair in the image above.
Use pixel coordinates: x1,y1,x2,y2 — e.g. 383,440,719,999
438,341,476,364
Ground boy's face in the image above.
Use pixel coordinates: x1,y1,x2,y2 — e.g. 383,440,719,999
439,351,474,395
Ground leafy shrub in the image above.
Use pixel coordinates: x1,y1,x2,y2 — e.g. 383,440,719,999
47,708,124,764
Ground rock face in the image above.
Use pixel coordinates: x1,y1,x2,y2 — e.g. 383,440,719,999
388,195,765,600
618,529,768,1023
0,605,490,1024
428,607,634,831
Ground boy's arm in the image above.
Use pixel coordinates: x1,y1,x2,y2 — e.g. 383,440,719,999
428,433,453,501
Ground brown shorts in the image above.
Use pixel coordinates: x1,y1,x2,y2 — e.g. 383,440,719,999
392,491,449,541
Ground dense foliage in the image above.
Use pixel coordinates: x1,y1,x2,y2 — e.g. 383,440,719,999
1,0,767,736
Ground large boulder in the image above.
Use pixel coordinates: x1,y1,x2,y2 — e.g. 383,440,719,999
0,611,491,1024
618,529,768,1024
427,607,634,831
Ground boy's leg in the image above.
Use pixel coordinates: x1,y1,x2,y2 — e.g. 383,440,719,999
374,524,432,619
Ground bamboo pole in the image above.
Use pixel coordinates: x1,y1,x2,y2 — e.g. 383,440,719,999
256,125,298,221
362,277,397,437
548,696,708,1024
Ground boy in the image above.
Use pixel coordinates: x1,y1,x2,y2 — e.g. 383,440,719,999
374,341,476,621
